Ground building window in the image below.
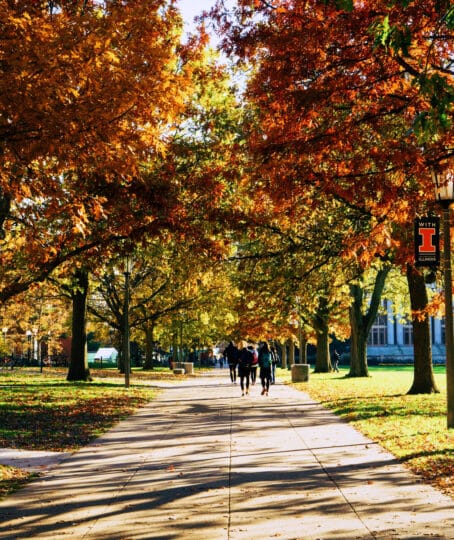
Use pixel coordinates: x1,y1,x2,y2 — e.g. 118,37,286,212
403,322,413,345
368,314,388,345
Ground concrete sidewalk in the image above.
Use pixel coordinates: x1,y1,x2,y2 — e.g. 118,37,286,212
0,373,453,539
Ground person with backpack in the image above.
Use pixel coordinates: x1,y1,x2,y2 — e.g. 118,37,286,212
258,342,273,396
224,341,239,383
237,340,253,396
249,344,259,385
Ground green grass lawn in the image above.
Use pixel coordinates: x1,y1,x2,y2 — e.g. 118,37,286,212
0,368,159,497
284,365,453,499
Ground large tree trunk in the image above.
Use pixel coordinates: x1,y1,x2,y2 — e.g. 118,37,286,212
348,265,390,377
281,341,287,369
349,283,370,377
313,297,332,372
143,321,154,370
406,264,440,394
67,268,91,382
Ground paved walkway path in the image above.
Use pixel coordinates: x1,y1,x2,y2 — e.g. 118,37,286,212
0,373,453,539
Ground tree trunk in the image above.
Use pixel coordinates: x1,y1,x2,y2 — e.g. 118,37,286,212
313,297,332,372
288,339,295,368
143,322,154,370
348,265,390,377
281,341,287,369
67,268,91,382
299,332,308,364
406,264,440,394
348,283,370,377
313,318,331,372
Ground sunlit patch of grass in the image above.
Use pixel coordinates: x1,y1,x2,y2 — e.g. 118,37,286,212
286,366,453,499
0,372,157,452
0,370,159,498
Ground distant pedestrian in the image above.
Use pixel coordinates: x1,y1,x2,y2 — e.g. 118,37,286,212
237,340,253,396
224,341,239,383
258,342,273,396
332,349,340,372
249,344,259,385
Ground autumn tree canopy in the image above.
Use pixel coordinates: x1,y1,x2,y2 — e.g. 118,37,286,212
212,0,453,264
0,0,202,301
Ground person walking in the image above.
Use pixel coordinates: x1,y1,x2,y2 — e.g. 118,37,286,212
258,342,273,396
249,344,259,385
237,340,253,396
332,349,340,372
224,341,239,383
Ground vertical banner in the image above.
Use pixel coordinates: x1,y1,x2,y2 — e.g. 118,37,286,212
414,217,440,268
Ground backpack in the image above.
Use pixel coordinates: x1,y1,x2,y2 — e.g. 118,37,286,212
260,351,272,369
241,348,254,367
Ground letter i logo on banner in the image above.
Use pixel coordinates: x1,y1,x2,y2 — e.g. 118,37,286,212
415,217,440,268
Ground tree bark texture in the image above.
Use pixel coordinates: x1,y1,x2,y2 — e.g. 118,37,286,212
143,322,154,370
67,268,91,382
313,298,331,372
348,266,390,377
406,264,439,394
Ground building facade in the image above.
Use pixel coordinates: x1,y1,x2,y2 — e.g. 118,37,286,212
367,300,446,364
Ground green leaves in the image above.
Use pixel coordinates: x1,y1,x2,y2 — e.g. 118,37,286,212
411,73,454,140
371,15,411,56
444,5,454,28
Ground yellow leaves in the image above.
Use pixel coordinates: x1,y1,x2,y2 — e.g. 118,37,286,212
104,50,120,65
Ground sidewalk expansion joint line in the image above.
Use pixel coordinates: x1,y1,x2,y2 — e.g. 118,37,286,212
227,388,234,540
79,454,150,539
285,412,378,539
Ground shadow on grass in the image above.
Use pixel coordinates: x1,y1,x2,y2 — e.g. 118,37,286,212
0,392,154,451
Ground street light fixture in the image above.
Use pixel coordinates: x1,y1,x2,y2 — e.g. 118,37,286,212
431,158,454,429
123,256,133,388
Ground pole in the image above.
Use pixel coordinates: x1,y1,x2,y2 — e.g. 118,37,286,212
442,206,454,428
123,268,131,388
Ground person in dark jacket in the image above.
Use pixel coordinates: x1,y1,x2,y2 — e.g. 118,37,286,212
237,340,253,396
258,342,273,396
332,349,340,372
224,341,239,383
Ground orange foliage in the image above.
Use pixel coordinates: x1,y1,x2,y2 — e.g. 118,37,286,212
0,1,206,301
214,0,453,269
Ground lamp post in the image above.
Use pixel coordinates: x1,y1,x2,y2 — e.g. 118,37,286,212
432,160,454,428
123,257,132,388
